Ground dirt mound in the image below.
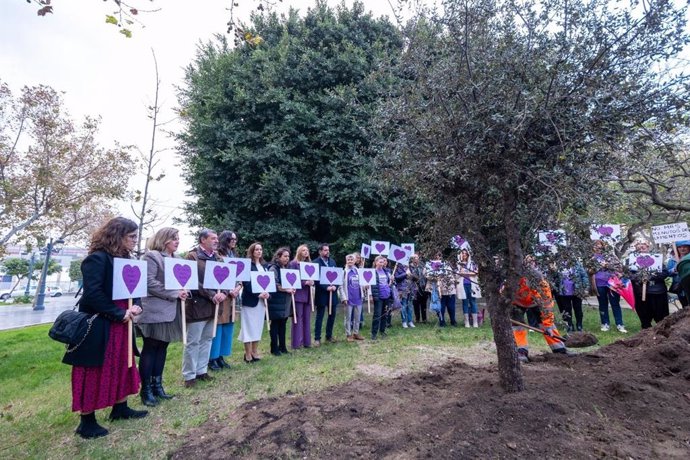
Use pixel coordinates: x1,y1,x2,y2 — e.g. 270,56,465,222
565,331,598,348
170,309,690,459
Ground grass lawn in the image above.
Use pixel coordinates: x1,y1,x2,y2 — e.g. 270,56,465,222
0,304,642,459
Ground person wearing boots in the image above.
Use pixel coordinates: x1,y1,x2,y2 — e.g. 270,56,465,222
267,247,295,356
458,249,479,327
70,217,148,439
136,227,188,407
340,253,365,341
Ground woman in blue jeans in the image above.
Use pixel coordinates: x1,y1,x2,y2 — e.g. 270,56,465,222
591,240,626,333
369,256,393,339
458,249,479,327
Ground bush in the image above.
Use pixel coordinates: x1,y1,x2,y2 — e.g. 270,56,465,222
13,295,34,304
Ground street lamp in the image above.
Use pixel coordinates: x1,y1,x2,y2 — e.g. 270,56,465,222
34,238,65,311
24,251,38,296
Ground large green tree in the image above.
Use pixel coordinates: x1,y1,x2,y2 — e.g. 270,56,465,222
384,0,689,391
177,1,427,253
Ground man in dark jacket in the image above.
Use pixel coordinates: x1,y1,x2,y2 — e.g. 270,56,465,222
313,244,338,346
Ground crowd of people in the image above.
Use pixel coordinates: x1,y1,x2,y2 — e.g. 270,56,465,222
66,217,687,439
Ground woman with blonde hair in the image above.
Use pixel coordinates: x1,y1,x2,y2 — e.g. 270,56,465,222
288,244,314,349
136,227,188,406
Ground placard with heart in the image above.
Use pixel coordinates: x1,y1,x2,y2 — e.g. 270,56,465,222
299,262,320,281
164,257,199,290
627,253,662,271
389,244,411,265
589,224,622,242
112,258,148,300
401,243,415,256
251,271,277,293
223,257,251,282
203,260,237,290
360,243,371,260
357,268,376,287
370,240,390,256
280,269,301,289
319,267,344,286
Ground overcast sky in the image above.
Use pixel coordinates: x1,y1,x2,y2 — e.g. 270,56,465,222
0,0,399,249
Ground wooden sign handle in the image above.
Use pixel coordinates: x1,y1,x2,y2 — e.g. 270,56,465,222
264,296,270,331
181,298,187,345
292,293,297,324
127,298,133,368
212,289,219,338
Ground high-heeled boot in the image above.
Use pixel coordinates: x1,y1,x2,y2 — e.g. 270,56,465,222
139,378,158,407
152,375,173,400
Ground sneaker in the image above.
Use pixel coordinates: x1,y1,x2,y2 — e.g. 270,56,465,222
600,324,610,332
313,340,321,347
408,322,415,328
617,325,627,333
402,322,408,328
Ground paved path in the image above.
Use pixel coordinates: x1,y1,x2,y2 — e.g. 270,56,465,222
0,295,78,331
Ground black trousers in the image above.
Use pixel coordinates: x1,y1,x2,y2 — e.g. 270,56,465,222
269,318,288,352
413,291,429,322
314,304,336,341
554,295,583,331
633,288,669,329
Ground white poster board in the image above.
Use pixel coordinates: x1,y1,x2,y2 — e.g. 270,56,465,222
370,240,390,256
389,244,411,265
627,253,663,271
113,258,148,300
223,257,251,282
251,271,276,293
280,269,301,290
590,224,622,242
357,268,376,287
299,262,320,281
319,267,344,286
652,222,690,244
360,243,371,260
202,261,237,290
164,258,199,290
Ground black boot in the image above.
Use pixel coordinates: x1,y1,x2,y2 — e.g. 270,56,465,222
140,378,158,407
75,412,109,439
151,375,173,400
217,356,231,369
109,401,148,421
208,358,221,371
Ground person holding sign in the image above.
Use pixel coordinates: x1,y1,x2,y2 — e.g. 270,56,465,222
183,229,227,387
314,244,338,346
667,240,690,307
136,227,187,406
409,254,428,324
424,251,458,327
590,240,626,333
267,248,295,356
288,245,314,349
340,254,364,341
238,242,269,362
209,230,242,371
370,255,393,340
628,239,669,329
70,217,146,439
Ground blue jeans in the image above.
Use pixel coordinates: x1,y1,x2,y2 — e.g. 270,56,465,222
210,322,234,359
400,293,413,323
462,283,478,314
440,295,457,326
596,286,623,326
371,297,392,338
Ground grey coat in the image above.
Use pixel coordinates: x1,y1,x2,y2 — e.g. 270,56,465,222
136,250,180,324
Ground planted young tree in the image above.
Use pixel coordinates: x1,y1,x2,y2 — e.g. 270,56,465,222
383,0,690,392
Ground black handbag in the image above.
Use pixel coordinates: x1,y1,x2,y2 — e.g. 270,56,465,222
48,310,99,353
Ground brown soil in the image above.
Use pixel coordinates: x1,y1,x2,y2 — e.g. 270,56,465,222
170,309,690,459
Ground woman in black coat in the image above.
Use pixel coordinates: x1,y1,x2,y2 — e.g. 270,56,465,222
267,247,296,356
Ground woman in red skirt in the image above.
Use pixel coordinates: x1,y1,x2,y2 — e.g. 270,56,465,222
71,217,147,438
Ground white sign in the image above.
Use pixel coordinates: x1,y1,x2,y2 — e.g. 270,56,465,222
627,253,663,271
299,262,320,281
538,229,567,247
251,271,276,293
164,258,199,290
589,224,622,242
222,257,251,282
357,268,376,287
652,222,690,244
280,269,301,290
319,267,344,286
370,240,390,256
360,243,371,260
401,243,415,255
112,258,148,300
388,244,411,265
202,261,237,290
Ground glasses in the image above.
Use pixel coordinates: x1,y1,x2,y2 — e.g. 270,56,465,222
126,234,138,240
229,238,237,241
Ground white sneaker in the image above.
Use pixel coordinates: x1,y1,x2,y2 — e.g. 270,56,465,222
617,325,627,333
600,324,610,332
402,322,408,328
408,322,415,328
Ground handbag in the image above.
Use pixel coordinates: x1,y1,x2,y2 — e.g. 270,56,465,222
48,310,99,353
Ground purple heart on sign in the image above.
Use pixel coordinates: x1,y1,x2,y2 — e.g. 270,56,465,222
305,265,315,277
257,274,271,291
393,249,406,261
286,272,297,286
363,271,373,283
403,245,412,251
546,233,558,243
363,246,370,257
173,264,192,287
326,270,338,283
213,265,230,284
597,226,614,237
375,243,385,253
228,260,245,277
122,265,141,294
636,255,655,268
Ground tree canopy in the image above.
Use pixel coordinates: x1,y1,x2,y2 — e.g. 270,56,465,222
178,1,428,252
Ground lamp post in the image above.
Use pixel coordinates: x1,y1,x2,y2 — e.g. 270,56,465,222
34,238,65,311
24,252,37,296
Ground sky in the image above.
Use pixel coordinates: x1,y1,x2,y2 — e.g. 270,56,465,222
0,0,399,250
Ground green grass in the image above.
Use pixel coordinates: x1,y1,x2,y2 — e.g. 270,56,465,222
0,304,642,459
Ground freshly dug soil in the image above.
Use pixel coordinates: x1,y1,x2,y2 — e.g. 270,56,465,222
170,309,690,459
565,331,599,348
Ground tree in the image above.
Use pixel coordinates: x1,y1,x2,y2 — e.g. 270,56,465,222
0,80,130,253
178,1,429,252
383,0,690,392
1,257,61,294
